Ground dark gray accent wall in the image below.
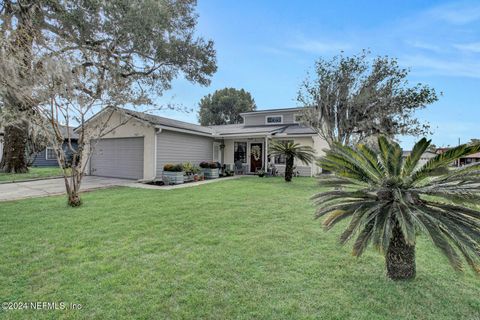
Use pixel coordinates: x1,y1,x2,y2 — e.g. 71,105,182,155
156,130,214,176
31,140,78,167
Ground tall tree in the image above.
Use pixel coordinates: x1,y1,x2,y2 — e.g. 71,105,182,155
0,0,217,173
297,51,439,146
1,0,216,206
198,88,256,126
0,0,37,172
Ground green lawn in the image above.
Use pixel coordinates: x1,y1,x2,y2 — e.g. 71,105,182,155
0,177,478,319
0,167,64,183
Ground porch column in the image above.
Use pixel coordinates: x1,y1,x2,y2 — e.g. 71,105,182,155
264,136,268,170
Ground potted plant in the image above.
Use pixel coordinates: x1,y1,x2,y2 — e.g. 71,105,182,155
182,162,195,182
256,169,265,177
162,163,184,184
200,161,220,179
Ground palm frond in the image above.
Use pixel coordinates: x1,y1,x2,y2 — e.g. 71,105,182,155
401,138,431,177
410,143,480,185
314,136,480,276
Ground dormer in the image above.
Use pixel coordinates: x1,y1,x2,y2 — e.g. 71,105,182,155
240,107,305,126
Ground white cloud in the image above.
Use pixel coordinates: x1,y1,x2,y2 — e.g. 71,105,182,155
406,40,445,53
401,54,480,78
427,2,480,25
454,42,480,53
289,38,351,54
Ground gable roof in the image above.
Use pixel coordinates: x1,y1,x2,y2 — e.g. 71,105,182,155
83,106,316,138
117,107,214,135
209,123,316,136
240,107,304,116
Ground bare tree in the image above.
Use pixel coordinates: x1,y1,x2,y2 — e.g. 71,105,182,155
0,0,216,173
1,0,217,206
298,51,439,146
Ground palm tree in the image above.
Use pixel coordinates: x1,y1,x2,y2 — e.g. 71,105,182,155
314,137,480,280
269,141,316,182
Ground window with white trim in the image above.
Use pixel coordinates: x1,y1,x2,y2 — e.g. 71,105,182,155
294,114,303,123
265,115,283,124
45,147,56,160
234,142,247,163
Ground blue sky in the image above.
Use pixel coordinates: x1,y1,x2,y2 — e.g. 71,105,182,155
156,0,480,149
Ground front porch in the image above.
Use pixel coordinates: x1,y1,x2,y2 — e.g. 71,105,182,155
213,136,318,177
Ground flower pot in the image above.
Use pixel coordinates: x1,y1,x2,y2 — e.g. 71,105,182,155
162,171,185,185
202,168,219,179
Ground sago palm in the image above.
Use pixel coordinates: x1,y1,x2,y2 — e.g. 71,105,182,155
314,137,480,280
269,141,316,182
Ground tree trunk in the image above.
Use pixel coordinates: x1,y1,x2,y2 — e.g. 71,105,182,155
64,164,83,207
0,1,36,173
386,223,416,280
0,122,29,173
285,156,294,182
67,191,82,207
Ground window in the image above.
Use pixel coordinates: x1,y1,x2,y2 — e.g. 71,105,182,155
272,140,293,165
45,147,56,160
265,115,283,124
294,114,303,123
274,154,286,165
234,142,247,163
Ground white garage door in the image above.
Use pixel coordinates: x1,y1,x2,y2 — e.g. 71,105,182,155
90,137,144,179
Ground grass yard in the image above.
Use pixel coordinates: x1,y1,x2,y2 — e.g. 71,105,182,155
0,177,478,319
0,167,65,183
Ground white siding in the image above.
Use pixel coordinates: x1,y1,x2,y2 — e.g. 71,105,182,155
156,130,214,176
275,165,312,177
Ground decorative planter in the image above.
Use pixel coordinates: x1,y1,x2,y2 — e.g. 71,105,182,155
184,174,194,183
162,171,185,185
202,168,219,179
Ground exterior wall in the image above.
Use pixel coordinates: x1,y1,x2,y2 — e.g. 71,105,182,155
156,129,214,177
31,140,78,167
82,110,156,180
243,111,298,126
271,136,316,177
312,134,329,175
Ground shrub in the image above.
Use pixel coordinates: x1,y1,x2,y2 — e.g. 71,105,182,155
210,161,220,169
163,164,183,172
199,161,210,168
182,162,194,174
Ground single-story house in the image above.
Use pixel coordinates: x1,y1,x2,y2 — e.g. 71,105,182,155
81,106,328,180
0,125,78,167
402,150,437,168
436,147,480,167
30,126,79,167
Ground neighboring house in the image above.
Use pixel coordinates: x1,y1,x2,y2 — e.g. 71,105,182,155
402,150,437,168
436,147,480,167
30,126,79,167
81,106,328,180
0,126,78,167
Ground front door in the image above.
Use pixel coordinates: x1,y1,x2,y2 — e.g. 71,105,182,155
250,143,263,173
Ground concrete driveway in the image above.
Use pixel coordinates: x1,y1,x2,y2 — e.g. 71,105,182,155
0,176,135,202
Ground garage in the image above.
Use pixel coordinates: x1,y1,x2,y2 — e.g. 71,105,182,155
90,137,144,179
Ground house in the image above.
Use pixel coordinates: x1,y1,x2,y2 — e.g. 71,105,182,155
402,150,437,167
0,125,78,167
436,147,480,167
81,106,328,180
30,125,79,167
